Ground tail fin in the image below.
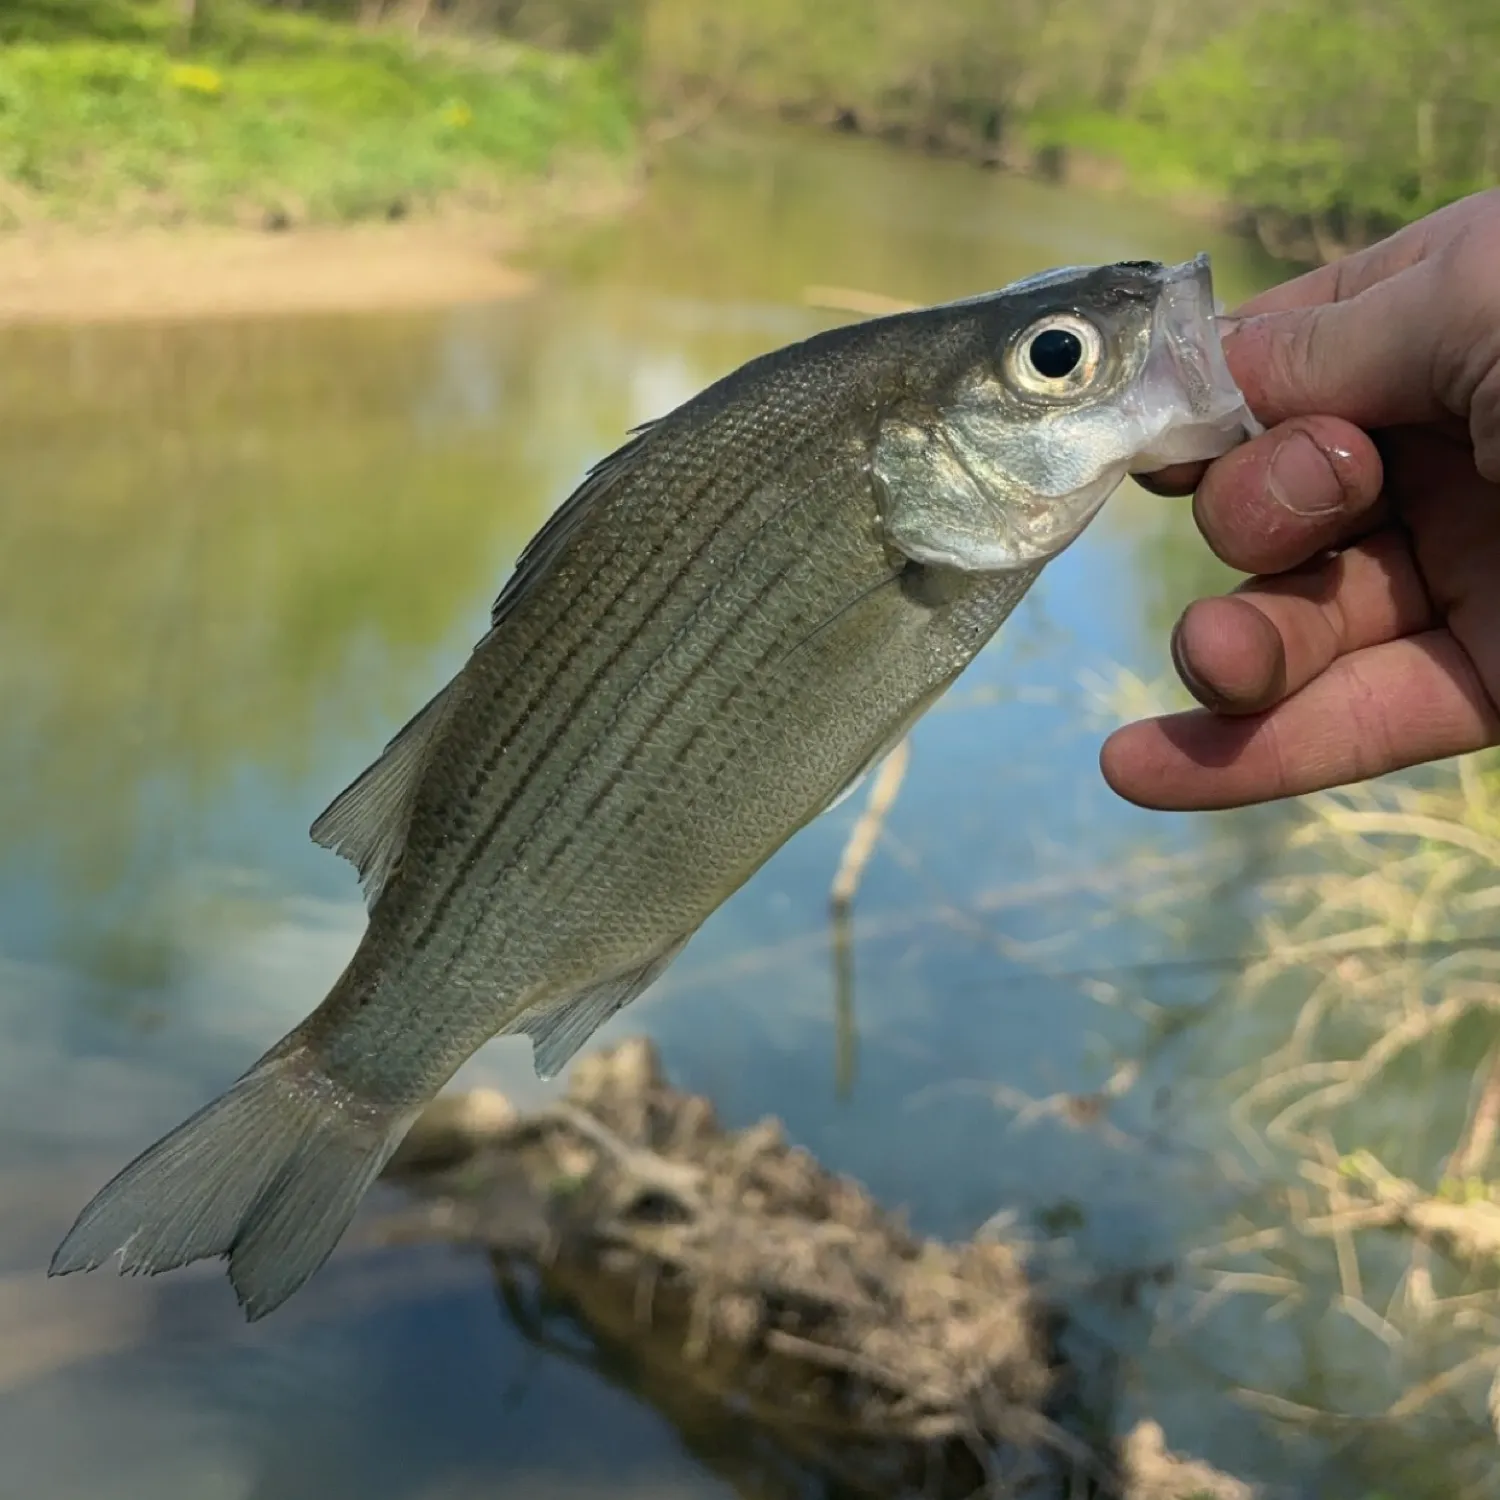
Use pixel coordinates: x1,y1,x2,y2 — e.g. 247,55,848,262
49,1049,415,1321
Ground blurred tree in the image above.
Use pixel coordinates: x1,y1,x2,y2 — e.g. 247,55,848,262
629,0,1495,258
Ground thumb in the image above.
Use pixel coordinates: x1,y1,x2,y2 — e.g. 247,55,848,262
1224,260,1454,433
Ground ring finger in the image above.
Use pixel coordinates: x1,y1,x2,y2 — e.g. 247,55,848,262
1171,527,1435,715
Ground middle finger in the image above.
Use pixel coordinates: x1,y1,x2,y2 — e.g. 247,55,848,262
1191,414,1387,575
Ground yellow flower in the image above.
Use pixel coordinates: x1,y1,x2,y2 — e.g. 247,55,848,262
441,100,473,129
169,63,224,98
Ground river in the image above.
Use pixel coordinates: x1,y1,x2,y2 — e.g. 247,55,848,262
0,124,1477,1499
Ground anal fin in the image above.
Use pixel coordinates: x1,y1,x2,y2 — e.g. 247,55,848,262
508,940,689,1080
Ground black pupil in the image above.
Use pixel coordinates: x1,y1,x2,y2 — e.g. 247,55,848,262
1028,328,1083,379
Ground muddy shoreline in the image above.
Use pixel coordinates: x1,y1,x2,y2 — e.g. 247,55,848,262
0,173,640,327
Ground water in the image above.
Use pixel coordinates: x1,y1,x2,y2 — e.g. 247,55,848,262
0,125,1476,1499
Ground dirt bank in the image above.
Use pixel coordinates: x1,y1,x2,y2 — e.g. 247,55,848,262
0,177,638,327
0,223,535,326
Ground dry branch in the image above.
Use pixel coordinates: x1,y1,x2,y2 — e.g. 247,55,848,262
375,1038,1256,1498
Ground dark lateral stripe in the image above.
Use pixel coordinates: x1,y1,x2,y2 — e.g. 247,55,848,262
416,466,753,944
452,463,716,809
518,558,899,945
429,483,847,981
414,425,832,952
526,506,839,885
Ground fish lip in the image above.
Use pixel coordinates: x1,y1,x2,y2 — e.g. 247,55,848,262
1126,253,1264,471
1151,253,1232,420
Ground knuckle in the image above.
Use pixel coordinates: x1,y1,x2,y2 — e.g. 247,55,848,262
1435,227,1500,427
1269,314,1327,408
1340,655,1397,781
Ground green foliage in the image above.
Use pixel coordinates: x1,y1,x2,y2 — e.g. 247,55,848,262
0,1,634,227
641,0,1027,146
9,0,1496,245
0,0,163,46
634,0,1497,251
1127,1,1500,238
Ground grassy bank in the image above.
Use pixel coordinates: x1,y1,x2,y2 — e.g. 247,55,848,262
0,0,636,232
1021,4,1500,264
1085,644,1500,1490
13,2,1491,264
1185,753,1500,1493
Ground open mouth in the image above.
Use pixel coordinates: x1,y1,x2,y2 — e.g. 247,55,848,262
1125,253,1263,471
1152,254,1244,422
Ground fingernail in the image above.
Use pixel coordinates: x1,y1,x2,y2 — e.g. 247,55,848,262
1170,611,1224,711
1266,428,1345,517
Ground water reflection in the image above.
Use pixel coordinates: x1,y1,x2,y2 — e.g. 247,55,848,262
0,309,550,960
2,121,1437,1499
491,1253,1049,1500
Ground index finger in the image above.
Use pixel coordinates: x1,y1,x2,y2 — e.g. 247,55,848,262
1232,232,1426,320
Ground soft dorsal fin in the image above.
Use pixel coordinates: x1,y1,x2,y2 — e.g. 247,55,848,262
309,683,459,907
507,937,688,1079
487,419,660,632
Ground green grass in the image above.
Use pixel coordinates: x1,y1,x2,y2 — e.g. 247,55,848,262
0,1,637,229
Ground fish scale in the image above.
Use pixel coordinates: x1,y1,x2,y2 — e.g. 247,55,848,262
50,254,1260,1320
481,445,881,885
371,483,884,1052
413,422,842,941
390,425,881,977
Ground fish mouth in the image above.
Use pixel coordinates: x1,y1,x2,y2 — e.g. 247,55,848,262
1154,254,1240,419
1127,253,1263,472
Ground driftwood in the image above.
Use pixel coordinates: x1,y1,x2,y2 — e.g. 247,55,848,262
375,1037,1256,1499
1117,1421,1256,1500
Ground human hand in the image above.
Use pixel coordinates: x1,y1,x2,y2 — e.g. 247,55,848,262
1102,189,1500,811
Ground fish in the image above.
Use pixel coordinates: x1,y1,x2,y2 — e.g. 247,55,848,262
50,253,1260,1320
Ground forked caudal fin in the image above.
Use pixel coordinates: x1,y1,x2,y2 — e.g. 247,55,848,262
48,1050,415,1321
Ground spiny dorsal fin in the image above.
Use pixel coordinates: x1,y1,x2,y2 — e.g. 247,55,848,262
509,938,688,1080
488,419,661,632
309,682,459,907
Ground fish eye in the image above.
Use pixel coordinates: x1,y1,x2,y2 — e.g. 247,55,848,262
1009,314,1105,396
1029,328,1083,378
